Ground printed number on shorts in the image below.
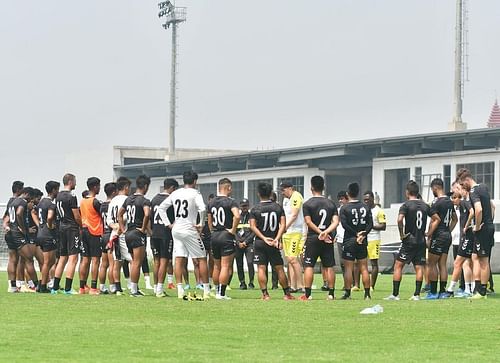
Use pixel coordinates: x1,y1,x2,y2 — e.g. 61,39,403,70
261,212,278,232
211,207,226,227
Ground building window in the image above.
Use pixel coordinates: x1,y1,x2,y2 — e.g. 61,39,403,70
443,165,451,193
198,183,217,204
231,181,244,204
384,169,410,208
248,179,273,207
456,162,495,198
277,176,305,204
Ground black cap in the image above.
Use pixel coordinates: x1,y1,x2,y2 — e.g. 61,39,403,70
279,181,293,189
240,198,249,205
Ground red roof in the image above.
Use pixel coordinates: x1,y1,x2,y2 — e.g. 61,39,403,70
488,99,500,128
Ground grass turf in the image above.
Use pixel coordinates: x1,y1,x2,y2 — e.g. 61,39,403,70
0,273,499,362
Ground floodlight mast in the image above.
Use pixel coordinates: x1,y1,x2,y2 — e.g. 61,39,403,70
158,1,186,157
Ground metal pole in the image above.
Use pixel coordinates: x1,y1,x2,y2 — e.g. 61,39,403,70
169,21,177,156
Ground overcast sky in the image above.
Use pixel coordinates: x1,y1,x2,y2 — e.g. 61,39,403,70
0,0,499,202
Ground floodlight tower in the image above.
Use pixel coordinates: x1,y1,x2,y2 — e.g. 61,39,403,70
158,1,187,156
449,0,469,131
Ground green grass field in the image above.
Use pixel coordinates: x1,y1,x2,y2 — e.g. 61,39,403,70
0,272,499,363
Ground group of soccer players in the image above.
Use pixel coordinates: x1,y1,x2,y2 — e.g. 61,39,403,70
1,166,495,301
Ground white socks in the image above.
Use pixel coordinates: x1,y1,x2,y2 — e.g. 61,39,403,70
130,282,138,294
167,275,173,284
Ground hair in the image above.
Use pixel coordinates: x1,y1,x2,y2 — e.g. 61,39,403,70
33,188,43,199
104,182,117,198
270,191,278,202
456,168,472,181
347,182,360,198
430,178,444,189
363,190,374,199
183,170,198,185
208,193,215,200
218,178,232,188
136,174,151,190
164,178,179,190
406,180,419,197
337,190,348,200
86,177,101,190
12,181,24,194
257,182,273,199
310,175,325,192
45,181,60,194
62,173,76,186
22,187,35,200
82,190,89,198
116,176,131,191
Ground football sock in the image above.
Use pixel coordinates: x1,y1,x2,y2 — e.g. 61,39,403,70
220,284,227,296
430,281,438,294
109,284,116,293
10,280,16,288
79,280,86,289
392,280,401,296
167,274,173,284
283,287,291,296
414,280,423,296
364,288,371,298
464,281,472,294
305,287,312,298
157,283,164,294
447,280,457,292
203,283,210,295
91,280,97,289
344,289,351,297
480,284,487,296
53,277,61,290
261,288,269,296
130,282,138,294
439,281,447,293
328,288,335,297
27,280,35,288
115,281,122,292
177,283,184,296
40,284,47,292
100,284,106,291
474,280,480,293
64,278,73,292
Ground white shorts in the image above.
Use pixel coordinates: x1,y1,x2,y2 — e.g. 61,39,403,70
172,228,206,259
113,234,132,262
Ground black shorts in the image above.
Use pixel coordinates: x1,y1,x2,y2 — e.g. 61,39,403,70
342,237,368,261
28,234,37,245
473,224,495,257
202,238,211,252
81,228,102,258
457,230,473,258
101,232,111,252
429,230,452,256
253,239,284,267
151,237,173,260
59,227,81,256
211,230,236,260
303,235,335,268
125,229,146,251
37,237,58,253
6,230,28,251
397,235,426,266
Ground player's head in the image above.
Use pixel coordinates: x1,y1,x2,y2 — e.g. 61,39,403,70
405,180,419,198
257,182,273,200
240,198,249,212
136,174,151,194
337,190,348,206
104,182,117,199
12,181,24,196
279,181,294,198
63,173,76,190
456,168,474,191
116,176,132,194
218,178,232,196
430,178,444,197
363,191,374,208
45,181,60,198
21,186,35,201
82,190,89,198
33,188,43,205
208,193,215,203
347,182,359,199
183,170,198,187
310,176,325,194
163,178,179,194
86,177,101,195
270,191,278,203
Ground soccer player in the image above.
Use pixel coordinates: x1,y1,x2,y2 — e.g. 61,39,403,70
79,177,104,295
52,174,82,294
249,182,294,300
425,178,457,299
28,188,44,275
330,190,348,290
445,183,474,297
150,178,179,297
339,182,373,300
301,175,339,300
106,176,133,295
235,198,255,290
99,182,117,294
207,178,240,300
457,168,495,299
384,181,429,301
33,181,60,293
363,191,386,291
118,174,151,297
280,181,305,293
158,170,210,299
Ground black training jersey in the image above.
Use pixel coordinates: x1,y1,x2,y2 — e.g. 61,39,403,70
303,196,338,236
36,197,57,239
8,197,28,231
470,184,493,225
100,201,111,234
56,190,79,229
122,194,151,230
250,201,285,240
207,196,239,231
4,197,15,219
399,199,430,240
339,201,373,239
150,193,174,239
429,196,454,233
459,199,472,230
